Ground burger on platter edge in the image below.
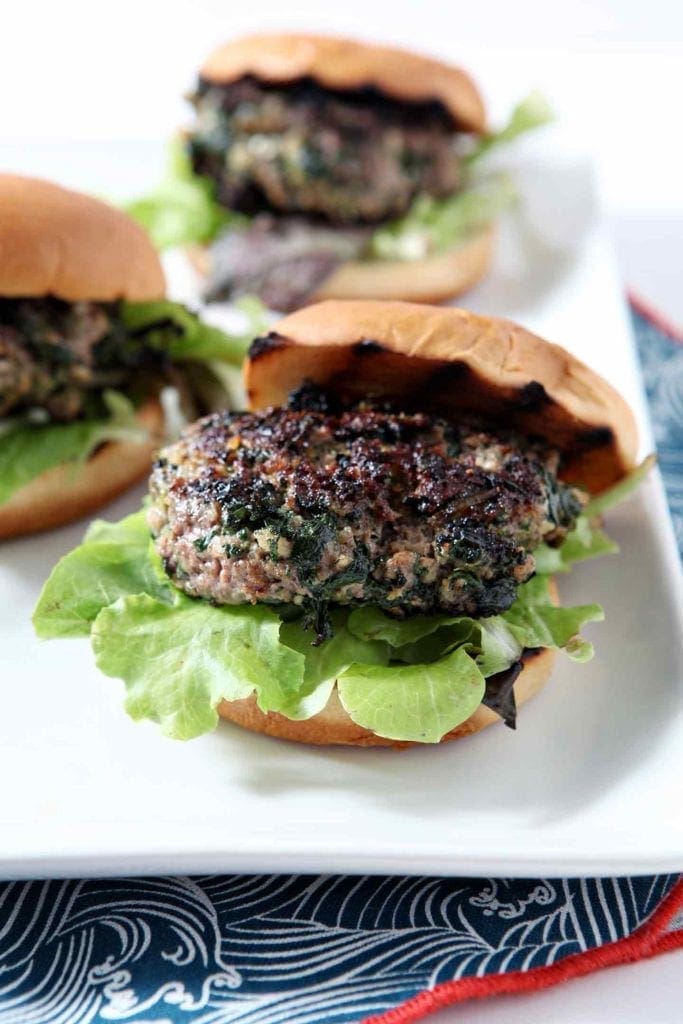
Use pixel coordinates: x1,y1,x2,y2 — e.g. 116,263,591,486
33,300,650,747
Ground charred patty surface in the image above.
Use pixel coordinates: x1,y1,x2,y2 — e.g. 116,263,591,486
148,388,583,635
189,76,461,224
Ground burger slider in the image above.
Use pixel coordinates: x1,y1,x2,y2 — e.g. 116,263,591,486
128,34,551,311
34,301,650,746
0,174,258,538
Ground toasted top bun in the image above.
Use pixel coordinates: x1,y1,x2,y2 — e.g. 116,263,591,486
0,175,165,302
200,34,486,134
244,300,638,494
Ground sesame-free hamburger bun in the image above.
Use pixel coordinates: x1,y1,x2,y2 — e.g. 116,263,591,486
0,175,165,302
189,33,493,306
228,299,639,746
200,33,486,133
0,175,166,539
246,300,638,494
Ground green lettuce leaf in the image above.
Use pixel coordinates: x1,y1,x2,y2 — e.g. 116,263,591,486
93,594,390,738
337,647,486,743
233,295,273,338
124,138,237,249
32,510,169,639
0,391,148,506
279,610,390,718
533,458,655,574
466,91,554,165
367,91,552,261
347,605,479,666
347,575,602,674
476,617,527,677
347,605,447,647
120,298,267,366
502,575,604,662
534,514,618,574
92,594,301,740
369,175,517,261
582,455,656,519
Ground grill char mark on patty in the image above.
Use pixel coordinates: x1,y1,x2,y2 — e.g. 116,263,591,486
188,75,463,224
148,386,584,639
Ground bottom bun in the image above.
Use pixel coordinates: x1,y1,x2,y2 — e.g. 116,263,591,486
0,398,164,540
217,646,556,748
187,227,494,308
312,227,494,304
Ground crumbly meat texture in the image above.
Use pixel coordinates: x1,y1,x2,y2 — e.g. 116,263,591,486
148,387,584,636
188,76,462,224
0,297,166,422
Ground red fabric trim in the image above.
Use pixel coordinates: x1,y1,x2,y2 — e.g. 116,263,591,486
651,928,683,956
628,289,683,343
363,877,683,1024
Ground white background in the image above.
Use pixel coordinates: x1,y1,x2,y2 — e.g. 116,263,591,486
3,0,683,322
3,1,682,1019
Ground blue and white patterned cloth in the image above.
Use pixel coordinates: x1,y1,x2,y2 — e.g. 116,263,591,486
1,306,681,1024
632,305,683,547
0,874,680,1023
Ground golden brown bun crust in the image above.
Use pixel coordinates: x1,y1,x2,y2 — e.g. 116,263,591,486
200,34,486,133
0,175,165,301
186,228,494,308
245,300,638,494
312,228,493,304
0,399,163,540
217,647,555,747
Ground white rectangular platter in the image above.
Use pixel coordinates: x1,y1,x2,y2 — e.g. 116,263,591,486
1,138,682,880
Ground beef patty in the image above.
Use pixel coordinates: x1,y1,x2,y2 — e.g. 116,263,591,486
148,386,584,638
188,76,462,224
0,297,163,422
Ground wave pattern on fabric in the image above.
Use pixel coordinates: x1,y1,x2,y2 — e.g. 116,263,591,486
632,305,683,550
0,874,680,1023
